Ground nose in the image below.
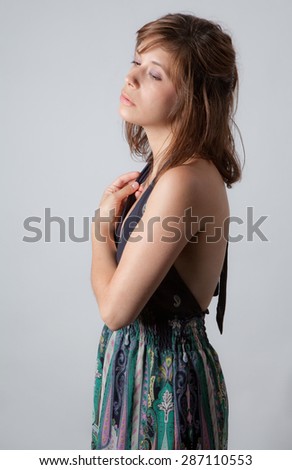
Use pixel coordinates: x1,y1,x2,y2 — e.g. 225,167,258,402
125,68,140,88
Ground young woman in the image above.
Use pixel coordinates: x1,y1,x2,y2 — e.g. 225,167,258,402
91,13,241,450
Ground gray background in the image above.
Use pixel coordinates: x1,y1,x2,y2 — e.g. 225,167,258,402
1,0,291,450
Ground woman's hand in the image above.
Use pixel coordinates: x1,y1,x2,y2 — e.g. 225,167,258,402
96,171,141,234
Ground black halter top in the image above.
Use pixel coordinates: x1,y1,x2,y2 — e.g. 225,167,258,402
114,163,228,334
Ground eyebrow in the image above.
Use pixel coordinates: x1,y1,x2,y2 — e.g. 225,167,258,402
135,51,170,76
151,60,166,71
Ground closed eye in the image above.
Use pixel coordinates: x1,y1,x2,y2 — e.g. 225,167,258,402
149,72,162,81
131,60,162,81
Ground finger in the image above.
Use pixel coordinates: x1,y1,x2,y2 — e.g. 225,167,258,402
110,171,140,190
117,180,140,199
134,189,143,199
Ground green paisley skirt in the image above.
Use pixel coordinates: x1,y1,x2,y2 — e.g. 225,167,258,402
91,315,228,450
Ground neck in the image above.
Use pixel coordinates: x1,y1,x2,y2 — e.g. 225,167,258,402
144,126,173,180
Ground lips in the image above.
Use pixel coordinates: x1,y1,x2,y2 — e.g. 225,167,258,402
120,92,135,106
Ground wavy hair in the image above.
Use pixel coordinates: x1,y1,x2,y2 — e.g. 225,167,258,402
125,13,243,187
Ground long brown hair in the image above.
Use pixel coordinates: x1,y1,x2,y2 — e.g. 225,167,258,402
125,13,242,188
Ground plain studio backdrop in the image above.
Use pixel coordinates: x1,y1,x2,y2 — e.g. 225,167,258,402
1,0,291,450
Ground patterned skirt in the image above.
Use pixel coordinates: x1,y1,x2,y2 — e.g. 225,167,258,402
91,315,228,450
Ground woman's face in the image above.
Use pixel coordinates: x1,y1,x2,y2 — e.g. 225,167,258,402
119,45,177,131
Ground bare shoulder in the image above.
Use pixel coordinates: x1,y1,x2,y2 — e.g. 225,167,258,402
148,159,228,215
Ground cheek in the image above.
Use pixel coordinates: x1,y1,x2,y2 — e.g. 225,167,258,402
158,90,178,118
168,91,178,111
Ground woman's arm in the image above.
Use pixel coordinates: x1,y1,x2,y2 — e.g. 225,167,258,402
91,166,210,331
91,170,140,322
